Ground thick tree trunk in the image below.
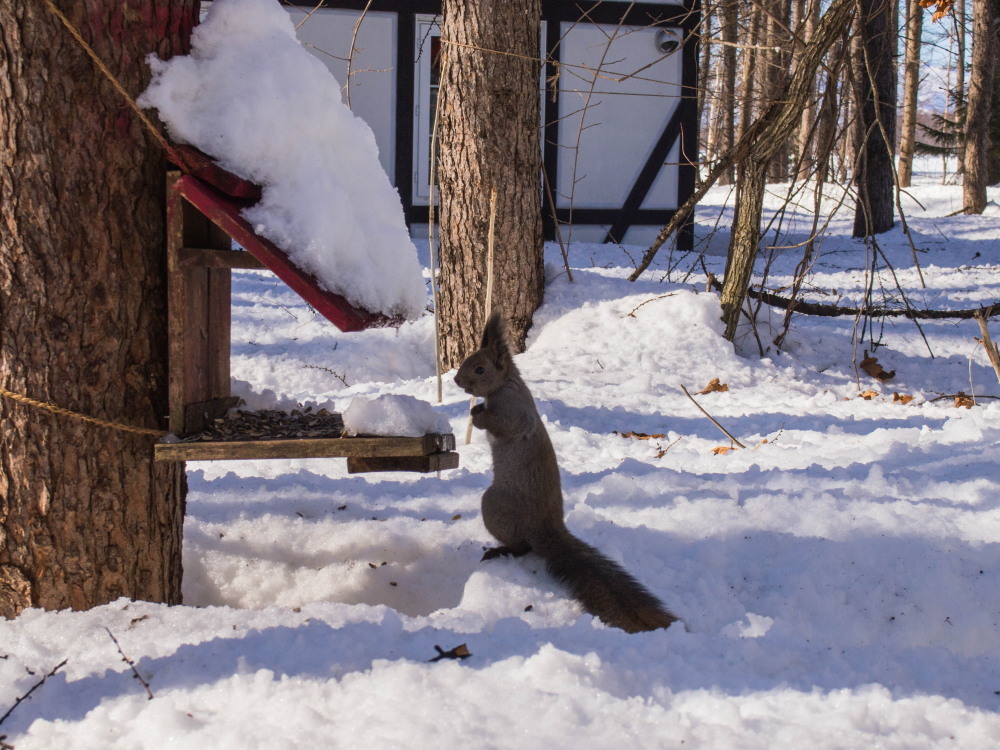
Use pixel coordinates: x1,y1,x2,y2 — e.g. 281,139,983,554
851,0,897,237
0,0,194,618
963,0,999,213
436,0,544,369
898,0,923,188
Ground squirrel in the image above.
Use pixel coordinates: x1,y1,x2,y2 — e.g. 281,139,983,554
455,312,678,633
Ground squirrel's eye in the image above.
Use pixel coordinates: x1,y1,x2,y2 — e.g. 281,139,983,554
475,366,485,375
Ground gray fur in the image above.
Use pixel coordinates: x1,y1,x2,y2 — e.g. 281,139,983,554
455,312,677,633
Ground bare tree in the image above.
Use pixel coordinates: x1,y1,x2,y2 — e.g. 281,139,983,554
898,0,924,187
717,0,739,184
436,0,544,369
852,0,897,236
0,0,193,617
962,0,999,213
794,0,822,182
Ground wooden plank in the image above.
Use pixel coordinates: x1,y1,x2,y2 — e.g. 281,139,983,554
177,247,268,270
154,433,456,462
174,175,401,333
168,143,262,201
207,266,231,398
166,172,188,435
347,451,460,474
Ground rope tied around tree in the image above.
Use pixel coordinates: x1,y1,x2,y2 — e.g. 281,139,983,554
0,385,167,438
40,0,171,154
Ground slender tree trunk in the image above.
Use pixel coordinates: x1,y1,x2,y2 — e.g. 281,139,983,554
738,4,763,142
718,0,738,184
852,0,897,236
794,0,821,182
721,159,768,336
898,0,924,187
699,0,716,160
956,0,968,168
0,0,194,618
963,0,999,213
990,38,1000,184
437,0,544,369
766,0,793,181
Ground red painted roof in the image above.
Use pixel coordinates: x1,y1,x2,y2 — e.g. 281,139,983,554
170,146,400,333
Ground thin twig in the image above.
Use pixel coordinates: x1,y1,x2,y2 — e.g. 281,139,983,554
679,384,746,449
622,293,678,318
106,628,153,701
345,0,375,108
0,659,68,727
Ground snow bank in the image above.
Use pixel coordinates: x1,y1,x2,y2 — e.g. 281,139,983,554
343,394,450,437
138,0,426,319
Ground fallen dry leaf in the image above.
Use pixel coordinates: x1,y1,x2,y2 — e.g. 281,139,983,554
954,393,975,409
615,430,667,440
698,378,730,394
712,446,735,455
892,392,915,405
860,353,895,381
859,390,879,400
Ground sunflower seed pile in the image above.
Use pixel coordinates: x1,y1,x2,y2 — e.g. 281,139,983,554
181,407,345,442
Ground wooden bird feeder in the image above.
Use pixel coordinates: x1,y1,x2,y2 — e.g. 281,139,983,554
155,145,457,473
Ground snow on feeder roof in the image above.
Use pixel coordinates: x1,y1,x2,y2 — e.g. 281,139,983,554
139,0,426,322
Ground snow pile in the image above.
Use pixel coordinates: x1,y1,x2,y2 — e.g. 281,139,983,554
138,0,426,319
343,394,450,437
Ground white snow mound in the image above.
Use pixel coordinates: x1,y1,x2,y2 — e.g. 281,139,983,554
138,0,426,320
343,394,450,437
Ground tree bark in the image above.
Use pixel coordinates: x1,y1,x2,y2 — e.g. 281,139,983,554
436,0,544,369
963,0,999,213
766,0,793,182
898,0,924,187
718,0,738,184
852,0,897,236
794,0,822,182
0,0,194,617
721,159,768,338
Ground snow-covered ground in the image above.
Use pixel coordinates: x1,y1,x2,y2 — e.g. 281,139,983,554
2,176,999,748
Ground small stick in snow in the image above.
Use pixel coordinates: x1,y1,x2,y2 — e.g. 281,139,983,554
106,628,154,700
0,659,68,727
679,384,747,450
429,644,471,662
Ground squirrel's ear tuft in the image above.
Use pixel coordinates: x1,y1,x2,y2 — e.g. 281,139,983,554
482,312,513,367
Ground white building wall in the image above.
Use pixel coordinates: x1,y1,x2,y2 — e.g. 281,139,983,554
284,7,398,182
556,23,683,211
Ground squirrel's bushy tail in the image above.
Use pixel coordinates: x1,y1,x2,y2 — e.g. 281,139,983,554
534,531,677,633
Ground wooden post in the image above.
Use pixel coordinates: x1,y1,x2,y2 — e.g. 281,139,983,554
166,171,235,435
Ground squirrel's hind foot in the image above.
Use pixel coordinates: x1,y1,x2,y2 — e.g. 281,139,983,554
481,543,531,561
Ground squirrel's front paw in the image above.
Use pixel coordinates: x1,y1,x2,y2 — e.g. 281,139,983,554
470,403,486,417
